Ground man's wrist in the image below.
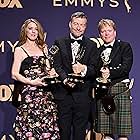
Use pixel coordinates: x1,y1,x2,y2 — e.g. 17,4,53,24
63,78,68,85
81,65,87,76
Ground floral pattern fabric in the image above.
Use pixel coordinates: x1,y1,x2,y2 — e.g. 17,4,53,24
14,56,60,140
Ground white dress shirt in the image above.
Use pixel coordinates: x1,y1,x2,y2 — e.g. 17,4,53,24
70,33,87,76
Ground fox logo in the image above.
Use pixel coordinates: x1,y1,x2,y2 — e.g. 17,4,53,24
0,0,23,8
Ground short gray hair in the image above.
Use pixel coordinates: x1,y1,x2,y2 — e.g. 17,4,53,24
70,11,88,21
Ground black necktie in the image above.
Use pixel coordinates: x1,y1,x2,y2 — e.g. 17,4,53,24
70,39,83,44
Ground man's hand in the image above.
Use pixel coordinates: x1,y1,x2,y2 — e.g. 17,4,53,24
100,67,110,80
72,62,86,74
63,78,76,88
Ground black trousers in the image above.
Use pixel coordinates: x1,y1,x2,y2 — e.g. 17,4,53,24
55,94,91,140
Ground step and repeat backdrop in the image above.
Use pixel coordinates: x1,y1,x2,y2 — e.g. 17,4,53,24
0,0,139,139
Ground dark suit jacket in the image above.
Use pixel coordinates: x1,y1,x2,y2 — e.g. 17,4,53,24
52,36,99,102
98,40,133,85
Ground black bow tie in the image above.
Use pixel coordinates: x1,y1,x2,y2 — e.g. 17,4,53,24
104,45,112,48
70,39,83,44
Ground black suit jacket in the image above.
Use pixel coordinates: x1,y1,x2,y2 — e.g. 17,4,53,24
52,36,99,101
98,40,133,85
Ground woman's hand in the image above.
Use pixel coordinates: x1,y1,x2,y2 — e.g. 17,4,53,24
30,77,47,86
48,68,59,77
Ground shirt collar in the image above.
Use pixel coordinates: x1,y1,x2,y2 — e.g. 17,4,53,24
70,33,83,40
104,39,115,47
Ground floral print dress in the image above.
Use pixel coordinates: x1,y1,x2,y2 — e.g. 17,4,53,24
13,54,60,140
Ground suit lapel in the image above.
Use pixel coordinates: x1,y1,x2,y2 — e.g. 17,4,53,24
79,37,87,63
110,40,120,61
65,37,73,64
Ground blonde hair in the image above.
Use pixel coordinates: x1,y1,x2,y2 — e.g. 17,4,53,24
98,19,116,32
19,18,46,50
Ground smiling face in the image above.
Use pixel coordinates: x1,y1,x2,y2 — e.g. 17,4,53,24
19,18,45,48
69,17,87,38
100,24,116,44
26,22,38,41
98,19,117,44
